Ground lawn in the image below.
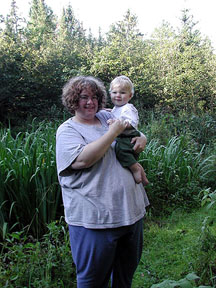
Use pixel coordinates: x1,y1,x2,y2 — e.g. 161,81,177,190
133,206,216,287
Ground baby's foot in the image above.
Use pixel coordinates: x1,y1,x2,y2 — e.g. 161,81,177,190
130,162,149,185
141,170,149,186
132,169,143,184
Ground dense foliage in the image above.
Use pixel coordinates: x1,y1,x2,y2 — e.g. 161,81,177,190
0,1,216,287
0,0,216,125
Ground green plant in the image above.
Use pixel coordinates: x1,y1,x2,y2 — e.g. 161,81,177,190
0,120,63,239
143,111,216,150
132,207,216,287
139,135,216,214
201,188,216,210
0,219,76,287
151,272,212,287
191,189,216,286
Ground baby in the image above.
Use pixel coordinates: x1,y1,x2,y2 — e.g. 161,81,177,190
108,75,149,185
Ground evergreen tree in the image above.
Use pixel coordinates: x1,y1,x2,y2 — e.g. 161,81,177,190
3,0,24,41
90,10,145,83
0,0,26,122
179,8,200,48
58,4,86,45
56,4,97,80
175,9,216,112
26,0,56,49
140,10,216,113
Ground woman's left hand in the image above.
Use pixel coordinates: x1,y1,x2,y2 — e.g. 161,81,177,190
131,134,147,153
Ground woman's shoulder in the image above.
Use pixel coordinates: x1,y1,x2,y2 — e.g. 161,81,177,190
56,118,78,136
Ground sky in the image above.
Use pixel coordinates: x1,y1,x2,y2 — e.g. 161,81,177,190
1,0,216,48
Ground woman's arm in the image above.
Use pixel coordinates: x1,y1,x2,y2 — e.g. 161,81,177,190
71,119,128,169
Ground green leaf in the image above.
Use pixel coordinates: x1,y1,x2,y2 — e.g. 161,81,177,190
178,278,193,288
185,272,200,281
151,280,181,288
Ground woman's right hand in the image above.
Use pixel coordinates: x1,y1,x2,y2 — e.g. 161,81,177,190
108,119,129,136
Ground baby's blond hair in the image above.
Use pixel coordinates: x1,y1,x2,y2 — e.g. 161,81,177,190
109,75,134,96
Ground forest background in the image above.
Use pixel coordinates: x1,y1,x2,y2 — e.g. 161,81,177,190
0,0,216,287
1,0,216,122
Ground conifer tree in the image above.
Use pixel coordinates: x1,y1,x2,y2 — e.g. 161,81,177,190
26,0,56,49
0,0,25,118
2,0,24,42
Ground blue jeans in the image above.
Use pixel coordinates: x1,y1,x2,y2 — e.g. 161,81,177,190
68,219,143,288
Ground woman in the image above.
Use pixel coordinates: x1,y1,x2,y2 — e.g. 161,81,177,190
56,76,149,288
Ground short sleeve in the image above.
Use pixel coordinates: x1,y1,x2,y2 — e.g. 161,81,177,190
120,104,139,129
96,110,114,124
56,123,85,176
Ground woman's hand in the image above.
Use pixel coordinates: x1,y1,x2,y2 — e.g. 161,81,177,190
108,119,129,137
131,133,147,153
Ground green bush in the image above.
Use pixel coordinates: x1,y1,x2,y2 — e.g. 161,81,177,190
0,219,76,287
141,111,216,149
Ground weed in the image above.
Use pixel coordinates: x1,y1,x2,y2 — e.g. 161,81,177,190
0,219,76,288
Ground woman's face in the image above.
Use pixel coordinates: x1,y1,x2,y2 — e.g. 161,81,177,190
75,88,99,120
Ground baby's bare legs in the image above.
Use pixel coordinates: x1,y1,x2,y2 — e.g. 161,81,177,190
129,162,149,186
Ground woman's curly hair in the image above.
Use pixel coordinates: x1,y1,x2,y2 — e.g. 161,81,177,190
62,76,107,114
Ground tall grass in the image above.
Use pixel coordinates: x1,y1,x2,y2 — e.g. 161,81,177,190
0,120,62,239
139,135,216,214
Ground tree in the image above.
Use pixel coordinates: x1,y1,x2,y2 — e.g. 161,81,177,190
140,10,216,113
174,9,216,112
56,4,88,81
90,10,160,110
0,0,26,122
26,0,56,49
0,3,215,123
90,11,145,82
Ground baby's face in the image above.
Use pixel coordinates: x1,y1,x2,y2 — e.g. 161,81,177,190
110,85,132,107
